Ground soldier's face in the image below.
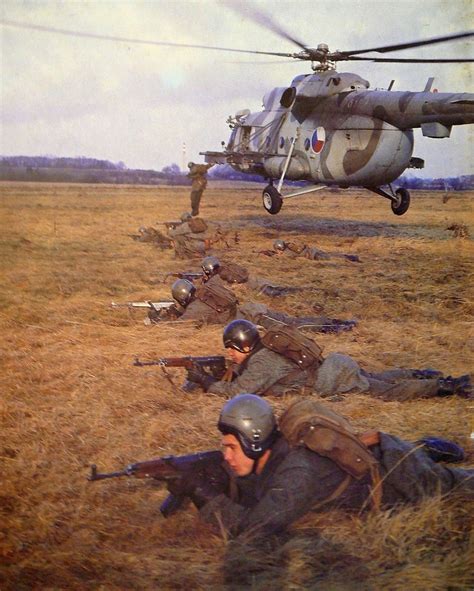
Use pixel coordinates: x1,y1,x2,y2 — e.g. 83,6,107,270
226,348,250,365
221,434,255,476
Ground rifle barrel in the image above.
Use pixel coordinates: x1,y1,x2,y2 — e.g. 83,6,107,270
88,464,130,481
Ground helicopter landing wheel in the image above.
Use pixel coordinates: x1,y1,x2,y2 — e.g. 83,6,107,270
262,185,283,215
391,188,410,216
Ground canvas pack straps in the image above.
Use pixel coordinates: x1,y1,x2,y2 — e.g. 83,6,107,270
219,262,249,284
196,283,238,313
260,324,323,370
279,399,382,510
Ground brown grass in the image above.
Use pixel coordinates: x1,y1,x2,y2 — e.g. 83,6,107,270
1,181,473,590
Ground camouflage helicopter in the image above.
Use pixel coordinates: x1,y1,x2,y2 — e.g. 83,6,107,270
194,19,474,216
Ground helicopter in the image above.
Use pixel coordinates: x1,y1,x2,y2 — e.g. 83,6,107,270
194,17,474,216
2,11,473,217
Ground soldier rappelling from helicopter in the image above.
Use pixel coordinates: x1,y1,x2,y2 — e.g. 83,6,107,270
187,162,214,217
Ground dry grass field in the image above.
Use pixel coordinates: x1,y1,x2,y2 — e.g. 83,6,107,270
1,181,473,590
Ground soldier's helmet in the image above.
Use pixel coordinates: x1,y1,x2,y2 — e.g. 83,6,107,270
171,279,196,307
218,394,278,460
202,255,221,277
273,239,287,252
180,212,193,223
223,319,260,353
188,162,195,168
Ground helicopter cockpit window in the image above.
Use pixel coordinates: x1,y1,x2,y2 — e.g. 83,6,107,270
279,137,285,149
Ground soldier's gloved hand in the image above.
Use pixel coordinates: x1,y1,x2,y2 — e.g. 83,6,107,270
186,367,218,391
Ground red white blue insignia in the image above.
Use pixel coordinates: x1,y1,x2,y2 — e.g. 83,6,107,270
311,127,326,154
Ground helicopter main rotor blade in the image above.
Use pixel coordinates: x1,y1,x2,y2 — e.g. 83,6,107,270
0,18,296,58
347,56,474,63
222,0,309,52
340,31,474,57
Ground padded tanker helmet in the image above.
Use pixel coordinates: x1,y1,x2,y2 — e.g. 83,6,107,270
273,239,287,252
218,394,278,460
223,319,260,353
171,279,196,307
201,255,221,277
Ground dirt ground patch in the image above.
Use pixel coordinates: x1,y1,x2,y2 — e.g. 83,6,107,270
1,182,473,590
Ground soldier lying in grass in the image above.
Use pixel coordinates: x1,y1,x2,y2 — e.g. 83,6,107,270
186,320,472,400
152,279,357,334
166,394,473,543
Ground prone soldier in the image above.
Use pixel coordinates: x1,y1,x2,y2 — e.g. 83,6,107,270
166,213,233,259
163,279,357,333
201,255,309,298
162,394,473,545
270,239,361,262
128,226,172,249
89,394,472,544
186,319,472,401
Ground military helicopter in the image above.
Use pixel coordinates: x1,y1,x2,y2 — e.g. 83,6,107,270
194,16,474,216
2,12,472,216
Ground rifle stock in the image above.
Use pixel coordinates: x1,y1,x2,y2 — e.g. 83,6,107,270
88,450,224,517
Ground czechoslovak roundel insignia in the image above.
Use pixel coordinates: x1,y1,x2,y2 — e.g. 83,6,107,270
311,127,326,154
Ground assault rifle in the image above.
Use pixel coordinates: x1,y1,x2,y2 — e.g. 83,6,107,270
88,450,225,517
111,301,179,323
162,271,203,283
111,301,175,310
134,355,227,377
134,355,229,390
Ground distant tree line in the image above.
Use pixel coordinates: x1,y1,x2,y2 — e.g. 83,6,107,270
1,156,472,189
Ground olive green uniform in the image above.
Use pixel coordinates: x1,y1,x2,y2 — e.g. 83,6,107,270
199,434,474,540
208,349,448,401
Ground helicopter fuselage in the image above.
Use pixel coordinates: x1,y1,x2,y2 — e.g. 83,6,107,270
202,70,474,188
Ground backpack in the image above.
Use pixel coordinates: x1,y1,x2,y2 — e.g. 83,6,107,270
188,217,208,233
196,283,238,313
260,324,323,370
285,240,307,255
219,262,249,284
279,399,381,509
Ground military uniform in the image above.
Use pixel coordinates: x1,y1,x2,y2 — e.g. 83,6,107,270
200,433,474,540
314,353,442,401
167,218,212,258
188,163,213,216
279,240,360,263
179,297,235,324
207,348,461,401
208,344,310,397
208,265,307,298
129,227,172,249
237,302,355,333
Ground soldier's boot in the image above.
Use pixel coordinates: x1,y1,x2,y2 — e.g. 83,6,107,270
344,254,361,263
322,319,357,334
412,368,445,380
260,285,301,297
416,437,465,463
436,375,472,399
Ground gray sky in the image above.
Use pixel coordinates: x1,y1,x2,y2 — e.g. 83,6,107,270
1,0,473,177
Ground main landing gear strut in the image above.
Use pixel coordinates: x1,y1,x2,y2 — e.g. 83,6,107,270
365,185,411,215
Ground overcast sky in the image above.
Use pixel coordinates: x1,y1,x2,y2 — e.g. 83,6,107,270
1,0,473,178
